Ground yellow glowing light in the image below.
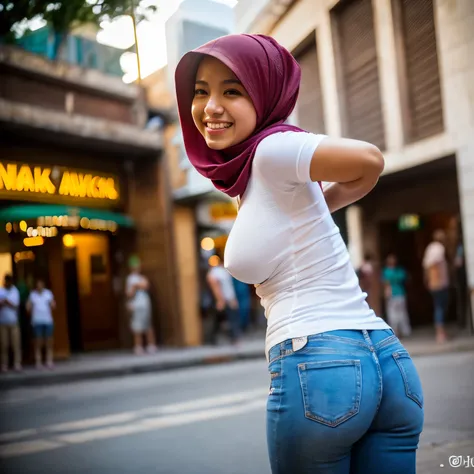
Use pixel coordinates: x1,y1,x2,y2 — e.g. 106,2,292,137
0,163,119,200
5,222,12,233
63,234,76,248
27,227,33,237
23,236,44,247
19,220,27,232
51,227,58,237
14,251,35,263
201,237,215,251
208,255,221,267
80,217,90,229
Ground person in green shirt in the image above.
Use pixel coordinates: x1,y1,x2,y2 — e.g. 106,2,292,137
382,254,412,338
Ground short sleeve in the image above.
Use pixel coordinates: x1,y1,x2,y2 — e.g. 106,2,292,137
8,288,20,307
423,242,445,268
253,132,327,186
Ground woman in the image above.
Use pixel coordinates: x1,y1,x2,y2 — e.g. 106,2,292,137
206,255,240,345
126,256,157,355
26,278,55,369
175,34,424,473
382,253,412,338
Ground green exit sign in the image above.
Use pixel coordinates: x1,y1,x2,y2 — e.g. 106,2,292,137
399,214,421,231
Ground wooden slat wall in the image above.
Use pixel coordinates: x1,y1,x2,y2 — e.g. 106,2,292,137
397,0,444,141
295,37,326,134
333,0,386,150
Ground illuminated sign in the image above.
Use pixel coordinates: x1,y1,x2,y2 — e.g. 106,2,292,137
398,214,421,231
0,162,119,202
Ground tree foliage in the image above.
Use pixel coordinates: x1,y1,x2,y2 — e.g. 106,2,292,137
0,1,156,42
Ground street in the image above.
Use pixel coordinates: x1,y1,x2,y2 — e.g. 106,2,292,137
0,351,473,474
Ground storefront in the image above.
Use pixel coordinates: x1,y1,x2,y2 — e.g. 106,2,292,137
0,150,135,360
359,155,470,330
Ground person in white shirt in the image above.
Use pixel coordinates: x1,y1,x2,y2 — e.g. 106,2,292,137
126,256,157,355
27,278,56,369
422,229,450,343
206,256,240,345
175,34,424,473
0,274,22,372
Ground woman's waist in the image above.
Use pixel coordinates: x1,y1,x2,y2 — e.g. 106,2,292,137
267,326,395,364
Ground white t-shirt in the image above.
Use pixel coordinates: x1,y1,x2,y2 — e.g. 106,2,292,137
0,286,20,325
28,289,54,325
224,131,389,358
126,273,151,309
208,266,237,303
423,241,449,290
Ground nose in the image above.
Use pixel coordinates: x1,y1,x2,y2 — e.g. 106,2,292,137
204,94,224,116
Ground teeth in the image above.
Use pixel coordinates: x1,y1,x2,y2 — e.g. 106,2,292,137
206,123,232,129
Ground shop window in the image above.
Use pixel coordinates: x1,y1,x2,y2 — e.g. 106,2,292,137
331,0,386,150
293,32,326,134
392,0,444,142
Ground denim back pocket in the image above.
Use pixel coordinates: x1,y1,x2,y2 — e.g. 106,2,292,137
392,350,424,408
297,359,362,427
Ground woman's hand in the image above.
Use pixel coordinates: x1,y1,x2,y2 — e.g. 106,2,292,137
310,137,384,212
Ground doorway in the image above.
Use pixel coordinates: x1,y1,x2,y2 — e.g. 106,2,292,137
379,212,460,327
64,256,82,352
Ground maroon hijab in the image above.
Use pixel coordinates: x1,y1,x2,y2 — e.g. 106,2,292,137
175,34,308,198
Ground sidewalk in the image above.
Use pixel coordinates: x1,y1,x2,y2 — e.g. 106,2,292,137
418,439,474,473
0,327,473,390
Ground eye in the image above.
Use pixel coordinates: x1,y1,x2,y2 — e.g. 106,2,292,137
194,89,207,96
224,89,242,96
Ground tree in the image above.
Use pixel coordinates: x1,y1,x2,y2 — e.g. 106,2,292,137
0,1,156,56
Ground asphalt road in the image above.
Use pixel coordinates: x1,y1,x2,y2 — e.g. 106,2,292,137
0,352,473,474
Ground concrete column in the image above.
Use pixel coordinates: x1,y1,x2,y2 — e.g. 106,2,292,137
372,0,405,151
346,205,364,270
434,0,474,329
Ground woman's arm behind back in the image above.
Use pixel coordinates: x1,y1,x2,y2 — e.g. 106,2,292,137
310,137,384,213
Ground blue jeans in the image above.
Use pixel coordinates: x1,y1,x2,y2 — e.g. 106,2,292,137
267,329,424,474
32,323,54,339
431,288,449,325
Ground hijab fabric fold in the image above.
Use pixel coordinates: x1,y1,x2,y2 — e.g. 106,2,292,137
175,34,307,198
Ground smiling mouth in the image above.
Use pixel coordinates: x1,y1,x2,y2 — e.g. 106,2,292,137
205,122,233,131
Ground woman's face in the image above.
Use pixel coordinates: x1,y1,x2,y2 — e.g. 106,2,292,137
192,56,257,150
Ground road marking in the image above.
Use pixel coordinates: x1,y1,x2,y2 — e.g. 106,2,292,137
0,388,266,440
0,429,39,443
0,390,267,458
55,399,266,445
0,439,64,458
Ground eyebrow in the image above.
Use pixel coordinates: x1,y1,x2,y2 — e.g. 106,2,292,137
195,79,242,86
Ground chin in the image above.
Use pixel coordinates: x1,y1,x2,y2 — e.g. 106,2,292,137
205,139,231,150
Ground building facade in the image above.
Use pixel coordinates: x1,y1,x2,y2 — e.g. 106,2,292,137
146,0,240,345
0,45,182,360
235,0,474,330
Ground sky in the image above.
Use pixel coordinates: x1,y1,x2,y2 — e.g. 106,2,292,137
97,0,238,83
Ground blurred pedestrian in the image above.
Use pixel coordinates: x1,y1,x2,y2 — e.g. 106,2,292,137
232,277,251,332
206,257,240,345
175,34,423,473
423,229,450,343
382,254,411,338
358,253,375,303
126,256,157,355
27,278,56,369
0,274,22,372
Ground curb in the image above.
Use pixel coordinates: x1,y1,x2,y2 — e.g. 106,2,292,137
0,349,265,390
1,340,473,391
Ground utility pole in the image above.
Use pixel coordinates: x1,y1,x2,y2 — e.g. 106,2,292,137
130,0,142,83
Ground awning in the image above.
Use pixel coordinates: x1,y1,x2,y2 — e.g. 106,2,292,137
0,204,134,228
